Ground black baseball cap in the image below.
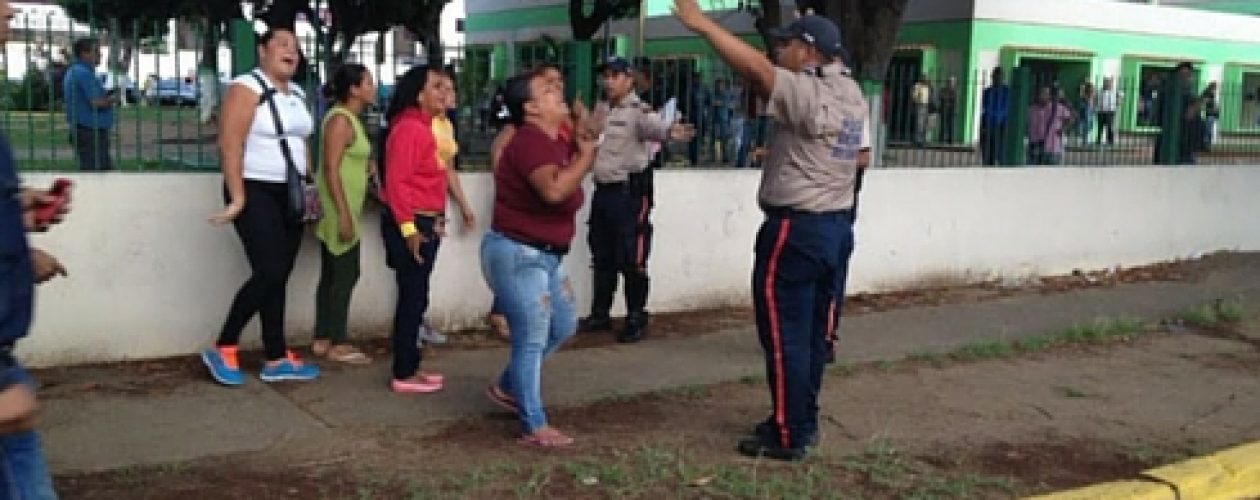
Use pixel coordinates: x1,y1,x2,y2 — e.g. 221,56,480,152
598,56,633,75
769,15,844,58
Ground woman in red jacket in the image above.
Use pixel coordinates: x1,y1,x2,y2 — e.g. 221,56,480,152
380,65,476,393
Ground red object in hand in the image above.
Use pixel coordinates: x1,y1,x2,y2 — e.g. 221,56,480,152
33,178,72,226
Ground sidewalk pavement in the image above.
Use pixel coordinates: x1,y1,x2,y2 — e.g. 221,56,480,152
38,253,1260,473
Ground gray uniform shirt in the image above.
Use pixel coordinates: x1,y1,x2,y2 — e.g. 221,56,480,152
593,93,671,184
760,63,871,212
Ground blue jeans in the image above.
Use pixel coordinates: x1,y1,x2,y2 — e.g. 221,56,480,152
0,368,56,500
481,232,577,433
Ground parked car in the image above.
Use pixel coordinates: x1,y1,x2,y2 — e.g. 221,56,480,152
99,73,140,105
153,78,198,107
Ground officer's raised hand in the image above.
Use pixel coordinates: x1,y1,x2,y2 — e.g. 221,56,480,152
673,0,708,31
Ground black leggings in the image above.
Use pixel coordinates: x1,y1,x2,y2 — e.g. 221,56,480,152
217,180,304,360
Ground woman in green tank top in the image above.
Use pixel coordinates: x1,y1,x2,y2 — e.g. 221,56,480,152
312,64,376,363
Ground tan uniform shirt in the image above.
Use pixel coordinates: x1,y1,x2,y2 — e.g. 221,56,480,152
593,93,671,184
760,63,870,212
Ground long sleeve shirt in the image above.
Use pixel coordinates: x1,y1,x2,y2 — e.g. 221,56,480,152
383,107,446,236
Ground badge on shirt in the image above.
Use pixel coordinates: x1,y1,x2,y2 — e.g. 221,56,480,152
832,118,863,161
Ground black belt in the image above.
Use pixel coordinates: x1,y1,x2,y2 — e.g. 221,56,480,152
761,204,853,218
510,236,569,256
595,182,628,190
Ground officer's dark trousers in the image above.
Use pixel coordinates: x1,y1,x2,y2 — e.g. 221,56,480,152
587,183,652,317
752,209,854,449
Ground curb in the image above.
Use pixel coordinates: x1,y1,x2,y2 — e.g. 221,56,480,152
1027,441,1260,499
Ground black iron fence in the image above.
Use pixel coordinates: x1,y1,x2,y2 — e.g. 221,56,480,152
3,8,1258,173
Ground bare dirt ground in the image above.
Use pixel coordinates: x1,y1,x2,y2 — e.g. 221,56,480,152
52,304,1260,499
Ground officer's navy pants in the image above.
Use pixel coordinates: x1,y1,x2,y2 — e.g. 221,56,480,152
587,184,653,316
752,209,854,449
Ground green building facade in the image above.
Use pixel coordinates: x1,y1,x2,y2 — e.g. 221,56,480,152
464,0,1260,144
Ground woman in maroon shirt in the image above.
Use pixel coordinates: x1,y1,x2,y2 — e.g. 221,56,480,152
380,65,476,394
481,70,595,447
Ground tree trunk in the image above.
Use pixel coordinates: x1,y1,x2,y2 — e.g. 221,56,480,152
569,0,618,41
811,0,908,81
752,0,783,53
200,21,220,72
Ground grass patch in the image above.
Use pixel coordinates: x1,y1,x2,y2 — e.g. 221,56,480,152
943,316,1149,364
841,438,1020,498
830,362,858,377
1179,300,1246,329
15,157,217,172
1217,300,1246,322
951,341,1015,362
738,374,765,385
1119,439,1211,467
906,352,948,368
659,384,713,400
1055,386,1089,399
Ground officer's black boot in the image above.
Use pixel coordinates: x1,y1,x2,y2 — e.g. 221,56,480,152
619,311,650,344
619,272,650,343
579,270,617,333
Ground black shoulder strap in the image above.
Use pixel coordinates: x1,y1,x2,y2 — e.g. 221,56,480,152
249,71,311,180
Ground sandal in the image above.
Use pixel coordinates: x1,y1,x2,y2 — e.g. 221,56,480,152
486,385,520,414
325,345,371,365
518,427,574,448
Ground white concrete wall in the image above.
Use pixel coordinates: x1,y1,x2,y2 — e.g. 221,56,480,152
16,167,1260,366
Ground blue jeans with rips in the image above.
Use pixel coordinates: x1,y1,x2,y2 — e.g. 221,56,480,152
481,231,578,434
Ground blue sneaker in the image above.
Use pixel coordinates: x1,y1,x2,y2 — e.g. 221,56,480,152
259,352,321,382
201,346,245,387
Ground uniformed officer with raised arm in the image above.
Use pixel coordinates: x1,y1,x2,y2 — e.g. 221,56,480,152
674,0,871,460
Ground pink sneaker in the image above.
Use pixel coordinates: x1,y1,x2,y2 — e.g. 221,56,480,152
419,372,444,384
391,377,443,394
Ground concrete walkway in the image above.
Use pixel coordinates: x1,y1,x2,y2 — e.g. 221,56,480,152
38,254,1260,473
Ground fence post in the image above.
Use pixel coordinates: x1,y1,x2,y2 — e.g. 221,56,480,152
861,80,884,168
1155,76,1184,165
229,20,256,76
573,40,593,106
1004,66,1032,166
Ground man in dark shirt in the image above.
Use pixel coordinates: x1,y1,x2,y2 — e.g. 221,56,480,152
981,67,1009,165
1153,62,1201,165
63,38,117,171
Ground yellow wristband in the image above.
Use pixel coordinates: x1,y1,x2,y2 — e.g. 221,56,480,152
400,222,418,238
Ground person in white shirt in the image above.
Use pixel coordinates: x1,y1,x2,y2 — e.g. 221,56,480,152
1095,77,1120,146
202,27,321,386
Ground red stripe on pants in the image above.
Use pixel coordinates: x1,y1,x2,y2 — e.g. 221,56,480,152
635,197,650,268
826,299,838,342
765,220,793,448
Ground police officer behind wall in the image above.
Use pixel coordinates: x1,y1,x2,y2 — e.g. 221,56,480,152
674,0,871,460
578,57,694,343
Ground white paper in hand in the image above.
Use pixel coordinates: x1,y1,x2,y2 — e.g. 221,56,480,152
649,98,679,157
659,98,678,128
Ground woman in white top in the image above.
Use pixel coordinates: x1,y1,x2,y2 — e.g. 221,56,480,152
203,28,320,386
